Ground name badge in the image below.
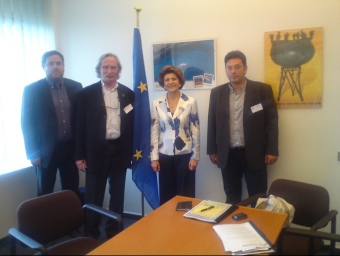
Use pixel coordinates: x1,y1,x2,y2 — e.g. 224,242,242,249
124,104,133,114
251,103,263,113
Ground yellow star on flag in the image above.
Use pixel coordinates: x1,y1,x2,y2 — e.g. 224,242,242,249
134,149,143,160
138,82,147,93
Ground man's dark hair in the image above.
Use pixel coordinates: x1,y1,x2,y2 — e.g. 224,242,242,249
41,50,64,66
224,50,247,66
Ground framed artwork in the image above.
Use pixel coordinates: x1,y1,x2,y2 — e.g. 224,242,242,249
264,27,323,109
153,39,216,90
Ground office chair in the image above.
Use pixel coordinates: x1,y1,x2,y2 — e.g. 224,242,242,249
8,190,122,255
237,179,338,255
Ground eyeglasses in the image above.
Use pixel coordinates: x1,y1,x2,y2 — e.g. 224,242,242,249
226,65,243,72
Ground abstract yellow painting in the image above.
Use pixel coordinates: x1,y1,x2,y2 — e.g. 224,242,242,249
264,27,323,109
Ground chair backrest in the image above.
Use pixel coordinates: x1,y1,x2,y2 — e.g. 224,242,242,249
17,190,85,244
268,179,330,227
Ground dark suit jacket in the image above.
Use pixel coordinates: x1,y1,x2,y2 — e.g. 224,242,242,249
207,79,279,170
21,78,82,168
74,81,134,172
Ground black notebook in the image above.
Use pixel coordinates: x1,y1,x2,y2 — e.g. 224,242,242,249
176,201,193,211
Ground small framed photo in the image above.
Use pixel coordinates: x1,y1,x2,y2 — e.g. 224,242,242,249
203,73,214,85
193,75,204,87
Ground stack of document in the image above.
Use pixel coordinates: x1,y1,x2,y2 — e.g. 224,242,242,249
213,221,275,255
184,200,236,223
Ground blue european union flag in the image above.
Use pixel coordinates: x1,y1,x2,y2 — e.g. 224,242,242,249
132,28,159,210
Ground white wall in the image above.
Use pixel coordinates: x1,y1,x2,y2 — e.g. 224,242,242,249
55,0,340,208
1,0,340,239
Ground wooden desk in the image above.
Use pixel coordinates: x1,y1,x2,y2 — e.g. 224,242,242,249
88,196,288,255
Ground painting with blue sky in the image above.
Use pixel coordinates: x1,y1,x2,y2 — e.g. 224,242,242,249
153,39,216,90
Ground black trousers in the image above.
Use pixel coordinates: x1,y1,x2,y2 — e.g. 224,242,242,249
85,140,126,238
221,148,267,205
159,153,195,205
35,140,79,196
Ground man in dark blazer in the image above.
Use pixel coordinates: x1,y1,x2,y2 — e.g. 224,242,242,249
74,53,134,239
207,50,278,205
21,50,82,196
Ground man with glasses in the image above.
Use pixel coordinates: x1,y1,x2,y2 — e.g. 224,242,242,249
207,50,279,205
74,53,134,239
21,50,82,197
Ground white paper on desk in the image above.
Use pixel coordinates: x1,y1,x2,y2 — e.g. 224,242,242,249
213,222,274,255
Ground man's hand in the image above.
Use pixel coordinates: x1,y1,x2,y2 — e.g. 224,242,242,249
265,155,278,165
209,154,218,165
76,160,87,172
30,158,41,167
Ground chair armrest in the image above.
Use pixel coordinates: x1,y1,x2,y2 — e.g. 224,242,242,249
284,226,340,242
311,209,338,231
83,204,122,226
8,228,48,255
236,193,267,207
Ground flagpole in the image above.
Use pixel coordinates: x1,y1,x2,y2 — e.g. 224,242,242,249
134,7,141,29
134,6,145,217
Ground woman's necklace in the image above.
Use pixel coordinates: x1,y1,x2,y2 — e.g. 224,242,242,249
167,93,179,109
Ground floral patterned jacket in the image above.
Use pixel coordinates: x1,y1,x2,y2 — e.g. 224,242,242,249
151,92,200,161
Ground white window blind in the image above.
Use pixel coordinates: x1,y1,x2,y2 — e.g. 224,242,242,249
0,0,54,174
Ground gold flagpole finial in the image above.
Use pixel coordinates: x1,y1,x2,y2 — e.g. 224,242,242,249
134,7,142,28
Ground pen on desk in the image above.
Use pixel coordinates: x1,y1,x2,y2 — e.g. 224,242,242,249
201,206,215,212
248,221,274,248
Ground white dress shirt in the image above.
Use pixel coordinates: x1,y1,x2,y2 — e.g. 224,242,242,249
102,81,120,139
